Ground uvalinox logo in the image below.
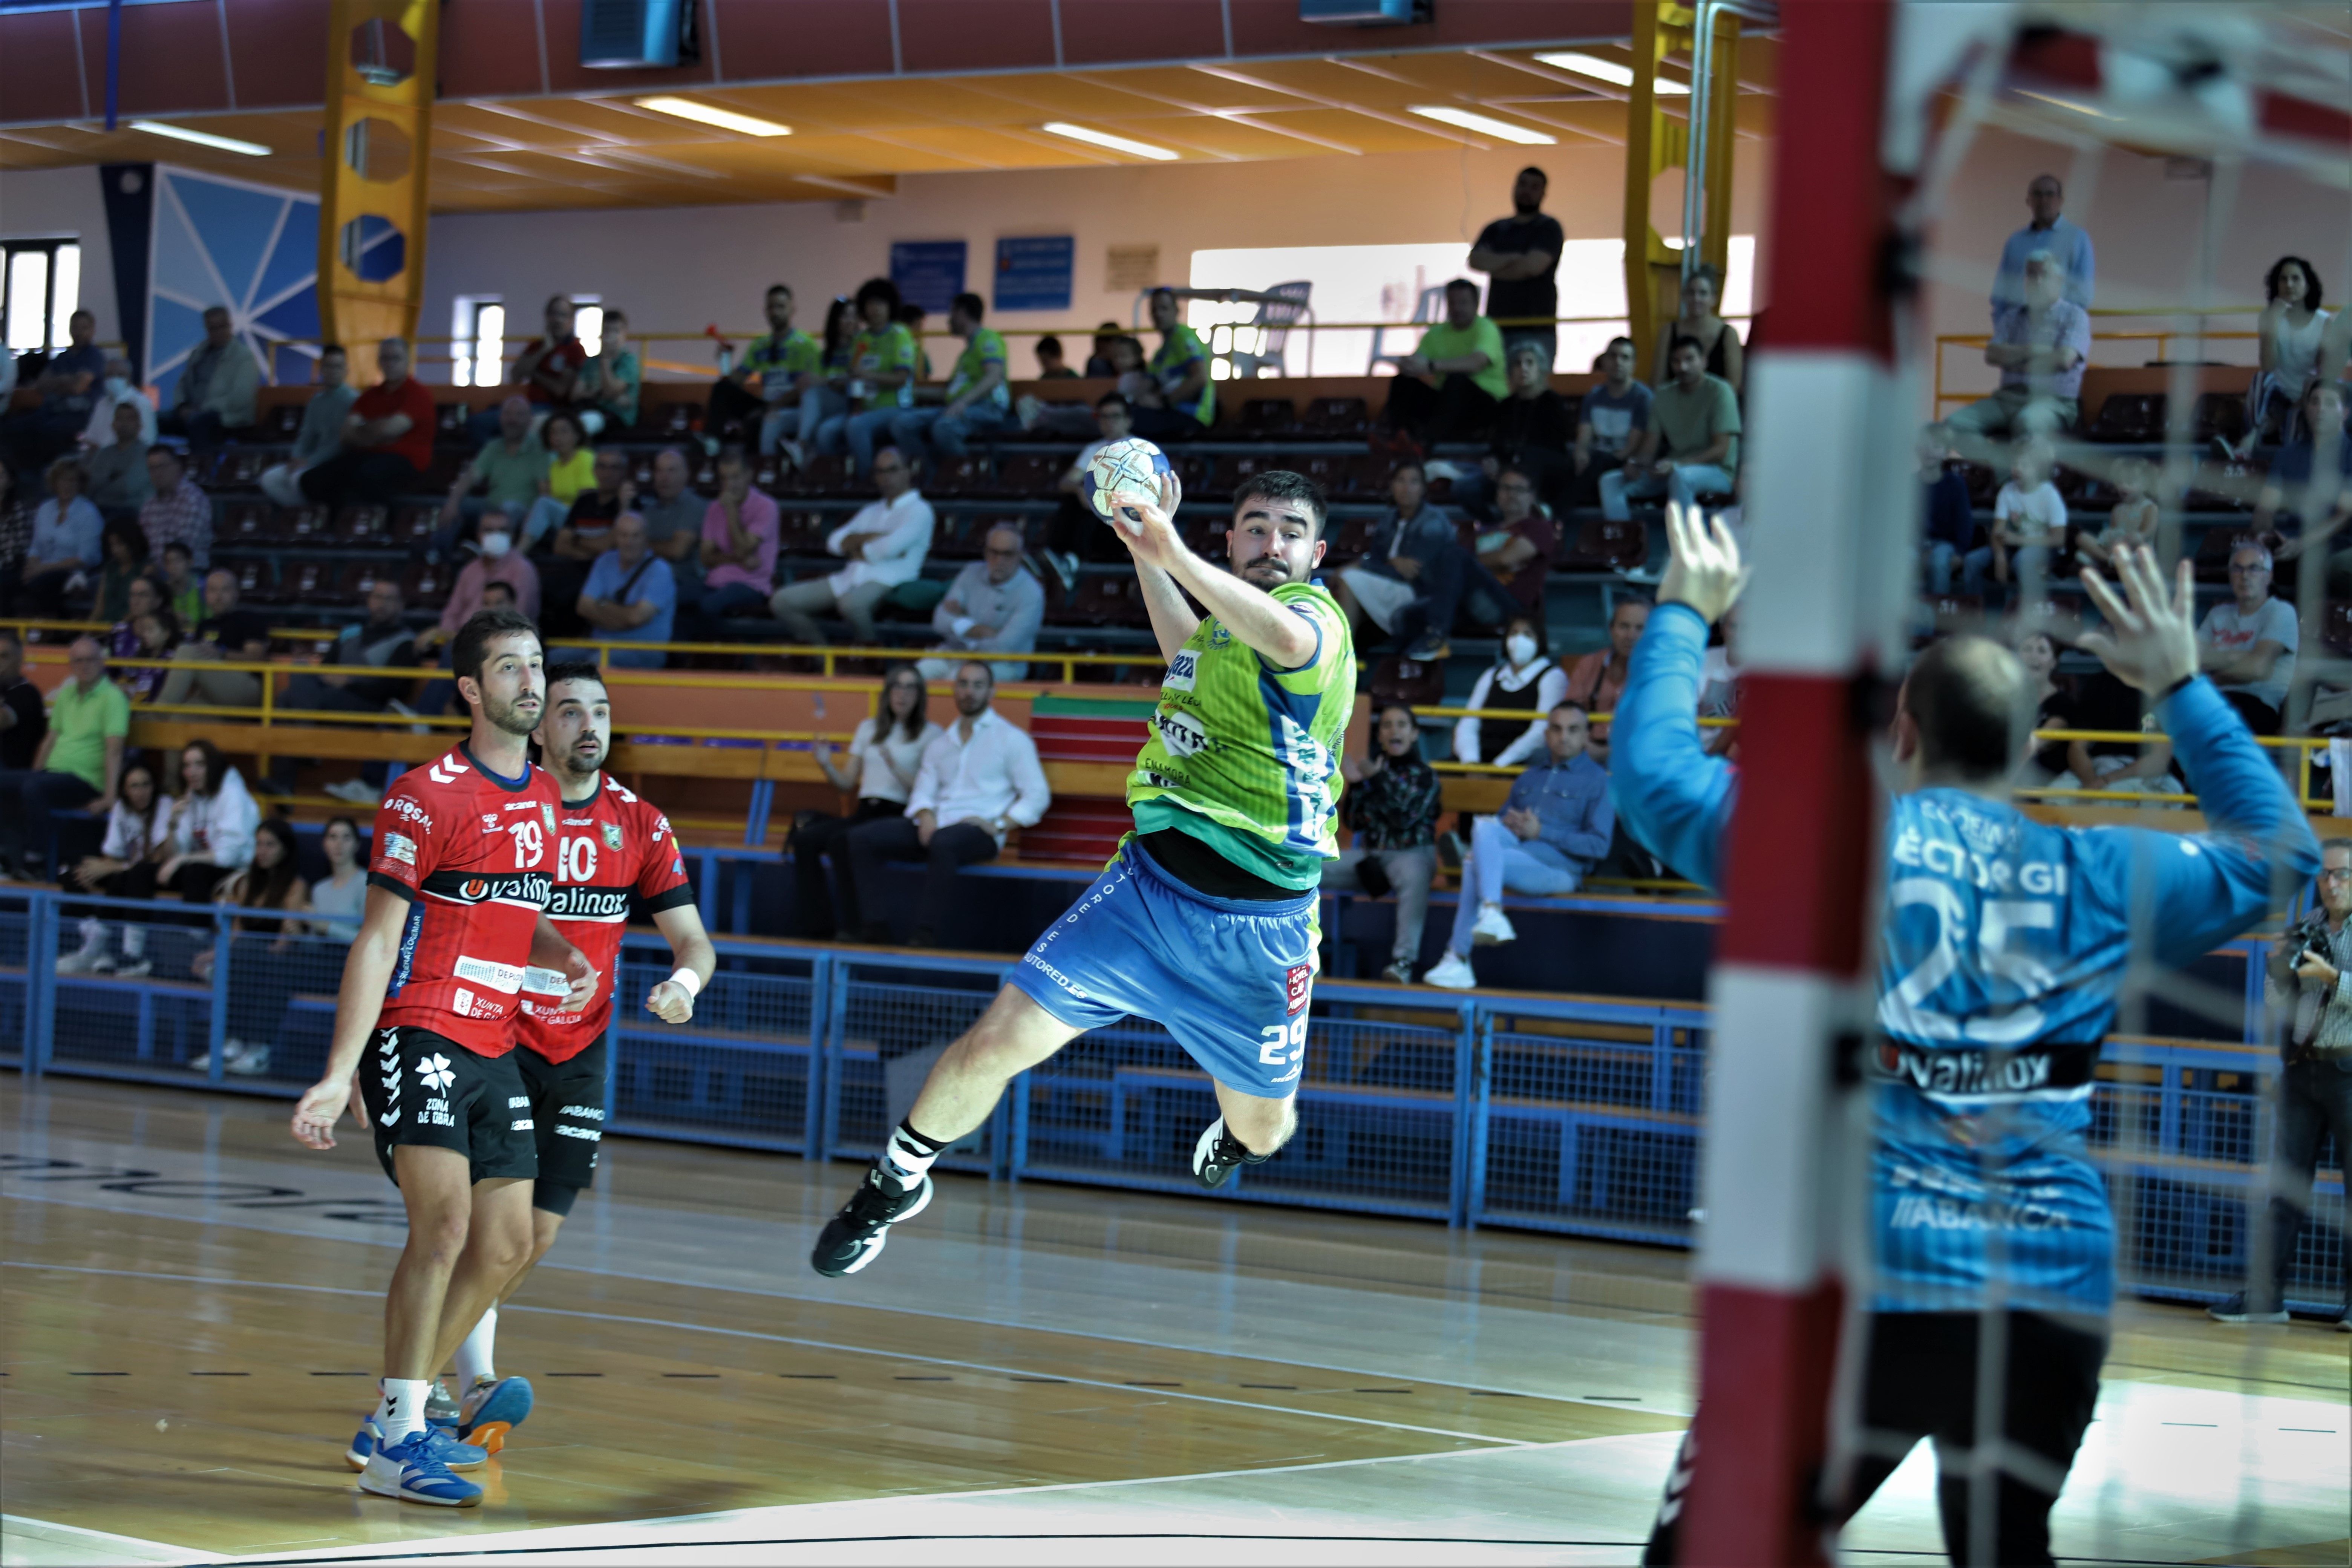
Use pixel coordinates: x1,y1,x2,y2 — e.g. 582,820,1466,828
425,870,553,905
546,885,631,919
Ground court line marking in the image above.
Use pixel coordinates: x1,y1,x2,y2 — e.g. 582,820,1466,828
0,1262,1561,1449
0,1511,230,1564
0,1170,1700,1413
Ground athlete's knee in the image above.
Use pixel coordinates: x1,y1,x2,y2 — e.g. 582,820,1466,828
405,1206,471,1269
951,989,1075,1078
1225,1093,1297,1154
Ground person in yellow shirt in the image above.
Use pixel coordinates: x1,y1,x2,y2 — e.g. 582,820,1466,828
1378,277,1508,452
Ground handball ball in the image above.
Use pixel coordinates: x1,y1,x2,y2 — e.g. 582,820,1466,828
1081,437,1172,529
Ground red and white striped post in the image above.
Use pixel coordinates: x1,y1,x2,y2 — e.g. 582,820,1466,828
1680,1,1910,1562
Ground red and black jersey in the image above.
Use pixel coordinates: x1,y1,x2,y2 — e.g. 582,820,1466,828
515,774,695,1064
368,743,564,1058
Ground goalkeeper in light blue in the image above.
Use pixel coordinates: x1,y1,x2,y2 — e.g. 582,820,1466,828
1623,508,2318,1565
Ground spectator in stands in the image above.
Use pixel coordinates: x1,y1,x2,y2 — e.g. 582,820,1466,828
436,393,544,550
793,661,941,940
1919,426,1974,594
196,815,314,1076
921,523,1041,681
118,603,179,706
1423,701,1613,991
0,636,126,881
80,353,156,451
1334,459,1456,650
160,306,259,443
507,294,586,421
1964,439,2065,610
308,815,367,942
577,308,640,435
427,510,539,635
1485,341,1576,510
1600,337,1740,525
576,512,675,670
479,579,518,613
54,759,168,976
17,454,102,615
0,308,103,473
1649,264,1743,394
1469,165,1564,370
698,448,781,621
521,411,595,550
138,444,212,568
2015,629,2083,789
2197,541,2297,735
635,445,706,614
2212,840,2352,1328
1138,287,1216,443
83,403,153,518
898,303,934,380
157,567,269,712
107,571,164,658
1454,614,1566,767
1083,322,1123,378
2222,258,2331,462
1992,173,2095,310
2259,381,2352,573
539,444,635,634
1468,463,1559,624
787,296,859,461
157,540,200,632
1034,335,1078,380
711,284,820,455
301,336,435,509
1565,598,1650,765
93,517,149,623
1950,251,2090,439
159,736,258,901
816,277,919,475
0,460,25,616
1381,277,1505,449
2076,455,2160,569
2066,671,2180,805
0,628,44,774
890,293,1011,462
1571,336,1652,507
259,578,417,795
845,659,1049,947
771,445,933,646
260,344,354,506
1036,392,1136,591
1326,702,1444,984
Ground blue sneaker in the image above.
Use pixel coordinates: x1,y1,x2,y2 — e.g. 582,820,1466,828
358,1427,482,1507
345,1416,487,1472
456,1375,533,1455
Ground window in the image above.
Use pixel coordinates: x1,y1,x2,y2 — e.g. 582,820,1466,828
572,298,604,360
453,296,504,387
2,238,82,357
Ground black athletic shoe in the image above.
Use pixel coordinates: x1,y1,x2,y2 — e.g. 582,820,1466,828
809,1168,933,1277
1191,1116,1272,1190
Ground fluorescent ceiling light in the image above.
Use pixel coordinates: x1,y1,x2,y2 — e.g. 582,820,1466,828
634,96,792,137
129,120,270,156
1535,51,1690,94
1406,105,1556,145
1040,121,1179,161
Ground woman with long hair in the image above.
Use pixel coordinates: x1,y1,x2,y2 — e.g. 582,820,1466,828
2015,629,2084,790
1649,263,1743,393
308,816,367,942
788,296,860,462
1453,614,1568,767
55,759,170,977
93,514,151,623
2223,256,2333,461
160,737,259,901
519,409,593,549
194,816,311,1077
790,661,940,939
1323,703,1445,983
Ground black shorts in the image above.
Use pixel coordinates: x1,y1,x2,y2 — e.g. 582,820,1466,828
514,1035,608,1196
360,1025,538,1187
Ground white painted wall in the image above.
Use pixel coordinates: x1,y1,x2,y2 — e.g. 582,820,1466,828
0,165,118,344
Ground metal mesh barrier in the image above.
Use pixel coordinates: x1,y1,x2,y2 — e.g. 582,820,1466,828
0,892,30,1070
609,950,819,1152
829,959,1004,1173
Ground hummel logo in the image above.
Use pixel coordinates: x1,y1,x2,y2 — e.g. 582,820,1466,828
415,1054,456,1092
381,1071,400,1090
429,766,455,785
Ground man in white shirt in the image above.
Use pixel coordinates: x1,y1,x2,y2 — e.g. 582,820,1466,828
920,524,1044,682
769,444,934,646
79,354,158,450
844,660,1051,947
2198,541,2299,735
1991,173,2096,310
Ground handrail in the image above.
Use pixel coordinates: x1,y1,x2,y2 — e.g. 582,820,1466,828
1933,325,2260,416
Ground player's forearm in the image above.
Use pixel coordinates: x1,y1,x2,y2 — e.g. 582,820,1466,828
1612,604,1733,891
1161,552,1315,669
323,933,399,1084
1133,559,1203,663
529,913,585,972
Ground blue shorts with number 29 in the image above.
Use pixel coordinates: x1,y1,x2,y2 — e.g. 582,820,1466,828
1009,838,1319,1097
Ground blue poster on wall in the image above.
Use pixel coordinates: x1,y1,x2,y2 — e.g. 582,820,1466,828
890,241,967,313
994,236,1073,312
146,165,323,396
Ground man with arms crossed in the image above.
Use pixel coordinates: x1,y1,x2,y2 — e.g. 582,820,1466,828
809,469,1355,1276
289,609,597,1507
1620,511,2316,1565
438,663,716,1426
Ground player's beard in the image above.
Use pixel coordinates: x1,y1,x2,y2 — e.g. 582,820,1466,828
559,733,609,784
481,687,542,737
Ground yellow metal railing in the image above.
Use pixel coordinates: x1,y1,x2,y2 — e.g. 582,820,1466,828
1932,305,2265,419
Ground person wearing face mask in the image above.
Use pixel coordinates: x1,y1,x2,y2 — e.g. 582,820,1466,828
406,511,541,725
80,354,158,451
1454,616,1568,768
1324,703,1444,984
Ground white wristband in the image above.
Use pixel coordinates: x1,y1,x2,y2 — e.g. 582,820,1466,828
667,966,703,1000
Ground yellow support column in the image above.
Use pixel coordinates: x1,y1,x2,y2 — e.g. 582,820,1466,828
318,0,436,380
1623,2,1741,368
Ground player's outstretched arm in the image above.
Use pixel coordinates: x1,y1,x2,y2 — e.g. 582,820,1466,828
1612,503,1743,891
1113,485,1319,671
290,887,409,1150
2078,548,2322,964
645,903,718,1024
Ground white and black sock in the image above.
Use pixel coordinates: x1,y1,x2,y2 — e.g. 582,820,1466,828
375,1377,431,1442
878,1120,947,1191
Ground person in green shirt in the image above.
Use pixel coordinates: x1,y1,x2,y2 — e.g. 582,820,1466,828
887,292,1011,463
1380,276,1507,448
1125,286,1216,442
808,467,1355,1280
708,284,824,456
816,277,920,474
4,635,128,879
577,307,642,436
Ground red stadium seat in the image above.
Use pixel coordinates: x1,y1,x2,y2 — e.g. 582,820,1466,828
337,505,392,545
1054,573,1153,628
400,560,452,611
219,500,285,545
1368,655,1443,708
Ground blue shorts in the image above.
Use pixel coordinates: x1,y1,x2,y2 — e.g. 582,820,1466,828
1010,839,1320,1097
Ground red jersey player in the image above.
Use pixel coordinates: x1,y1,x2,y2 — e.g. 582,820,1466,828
437,661,715,1423
289,609,595,1508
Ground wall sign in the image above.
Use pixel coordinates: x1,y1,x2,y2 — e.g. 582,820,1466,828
994,235,1074,312
889,240,967,313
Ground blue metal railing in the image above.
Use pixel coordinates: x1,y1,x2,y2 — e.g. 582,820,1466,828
0,887,2337,1310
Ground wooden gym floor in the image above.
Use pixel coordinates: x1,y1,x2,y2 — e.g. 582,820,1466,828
1,1076,2344,1566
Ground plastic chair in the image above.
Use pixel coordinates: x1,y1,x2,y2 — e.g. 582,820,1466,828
1219,282,1313,379
1368,285,1448,374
